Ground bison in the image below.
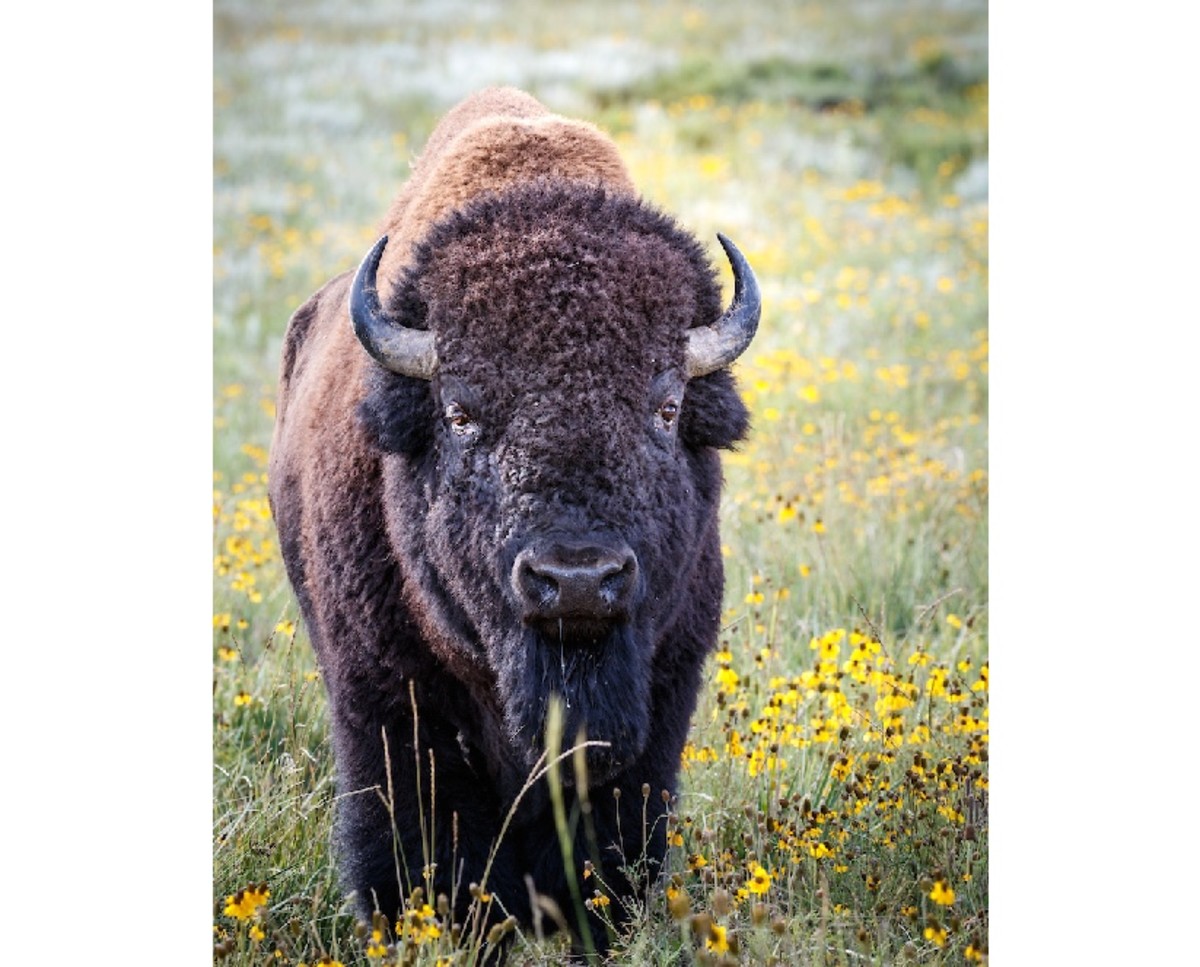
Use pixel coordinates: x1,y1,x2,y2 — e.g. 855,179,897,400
268,87,761,954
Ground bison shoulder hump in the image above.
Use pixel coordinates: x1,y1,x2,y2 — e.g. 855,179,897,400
376,95,636,287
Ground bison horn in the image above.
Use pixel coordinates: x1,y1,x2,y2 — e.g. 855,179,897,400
685,233,761,379
349,235,438,380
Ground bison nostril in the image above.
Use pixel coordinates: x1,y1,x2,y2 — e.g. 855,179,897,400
517,560,560,611
599,558,637,605
513,543,638,621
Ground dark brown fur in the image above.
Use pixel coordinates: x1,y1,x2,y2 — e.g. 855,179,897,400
268,88,752,955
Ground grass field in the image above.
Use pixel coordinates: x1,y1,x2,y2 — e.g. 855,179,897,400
214,1,988,963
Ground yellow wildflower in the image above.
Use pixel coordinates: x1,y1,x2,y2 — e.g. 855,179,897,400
706,923,729,954
224,884,269,920
366,927,388,958
930,880,956,905
747,864,771,895
924,924,948,946
400,903,441,943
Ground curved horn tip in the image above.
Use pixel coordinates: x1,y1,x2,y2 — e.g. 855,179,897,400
715,233,757,297
356,235,389,288
683,232,762,379
349,234,438,380
349,235,388,343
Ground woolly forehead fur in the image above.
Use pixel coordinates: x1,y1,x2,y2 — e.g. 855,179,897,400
387,180,723,393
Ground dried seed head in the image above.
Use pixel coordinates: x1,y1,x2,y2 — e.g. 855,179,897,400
668,889,691,921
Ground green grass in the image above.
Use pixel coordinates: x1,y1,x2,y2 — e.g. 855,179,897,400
214,0,988,963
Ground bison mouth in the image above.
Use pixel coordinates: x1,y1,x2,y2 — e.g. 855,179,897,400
496,620,653,788
529,615,619,648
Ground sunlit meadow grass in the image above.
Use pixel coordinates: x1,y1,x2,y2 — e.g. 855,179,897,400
215,1,987,962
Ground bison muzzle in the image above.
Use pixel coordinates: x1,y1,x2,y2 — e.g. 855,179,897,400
268,86,761,956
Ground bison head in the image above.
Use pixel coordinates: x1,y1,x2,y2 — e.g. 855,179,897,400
355,182,757,787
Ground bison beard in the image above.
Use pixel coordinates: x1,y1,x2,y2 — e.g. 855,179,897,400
502,624,651,784
268,87,758,959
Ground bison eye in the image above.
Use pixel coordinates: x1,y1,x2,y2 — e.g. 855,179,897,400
658,399,680,426
445,401,475,434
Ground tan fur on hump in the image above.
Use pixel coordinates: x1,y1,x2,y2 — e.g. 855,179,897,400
373,87,636,302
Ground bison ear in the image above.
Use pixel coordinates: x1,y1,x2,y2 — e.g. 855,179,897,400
358,365,436,457
680,368,751,450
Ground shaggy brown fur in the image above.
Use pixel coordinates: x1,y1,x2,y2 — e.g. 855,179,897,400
268,87,756,957
373,87,635,304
